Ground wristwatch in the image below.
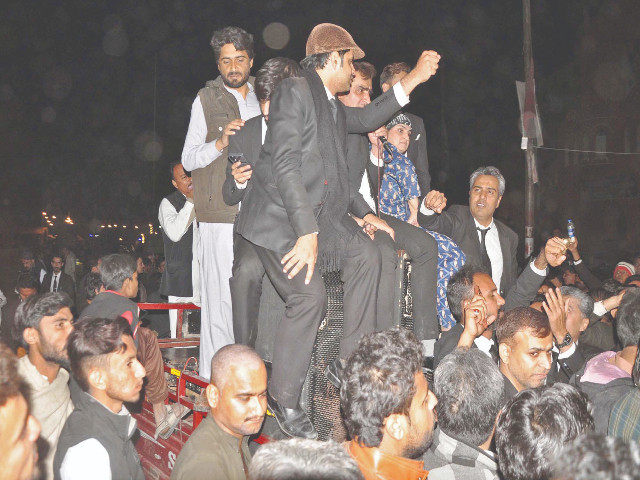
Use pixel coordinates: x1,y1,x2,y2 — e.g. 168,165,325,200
556,332,573,349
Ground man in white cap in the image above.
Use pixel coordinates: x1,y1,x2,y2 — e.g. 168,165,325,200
237,22,440,438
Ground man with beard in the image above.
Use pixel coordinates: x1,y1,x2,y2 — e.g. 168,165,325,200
182,26,261,380
15,293,75,480
236,22,440,438
171,345,268,480
496,306,554,399
342,328,437,480
54,317,146,480
41,254,75,305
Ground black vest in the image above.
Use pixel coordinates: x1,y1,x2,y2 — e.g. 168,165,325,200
159,190,194,297
53,380,144,480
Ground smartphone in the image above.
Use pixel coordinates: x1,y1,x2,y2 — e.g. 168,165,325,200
228,152,249,167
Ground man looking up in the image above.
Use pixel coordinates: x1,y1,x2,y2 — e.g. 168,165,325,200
14,293,74,480
342,328,437,480
158,162,200,338
171,345,267,480
340,64,440,343
0,342,41,480
237,23,440,438
182,26,261,380
53,317,146,480
421,166,519,297
222,57,301,347
495,306,554,399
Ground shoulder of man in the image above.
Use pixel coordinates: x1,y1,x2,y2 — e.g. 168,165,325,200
493,218,518,241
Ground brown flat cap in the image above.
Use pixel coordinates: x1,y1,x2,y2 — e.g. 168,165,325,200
306,23,365,59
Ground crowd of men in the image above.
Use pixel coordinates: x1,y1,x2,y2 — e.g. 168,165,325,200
2,21,640,480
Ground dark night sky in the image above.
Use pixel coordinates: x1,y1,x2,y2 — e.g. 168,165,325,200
0,0,591,238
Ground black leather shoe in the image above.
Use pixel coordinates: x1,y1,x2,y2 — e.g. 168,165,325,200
267,393,317,439
325,358,345,389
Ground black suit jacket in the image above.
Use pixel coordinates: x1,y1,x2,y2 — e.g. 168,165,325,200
40,272,75,303
222,115,263,208
548,341,603,384
238,77,402,253
419,204,519,296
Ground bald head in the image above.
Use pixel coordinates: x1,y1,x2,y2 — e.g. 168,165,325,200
210,344,264,387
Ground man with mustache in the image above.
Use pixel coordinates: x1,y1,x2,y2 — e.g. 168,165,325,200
15,293,74,480
171,345,268,480
54,316,146,480
181,26,261,380
158,162,200,338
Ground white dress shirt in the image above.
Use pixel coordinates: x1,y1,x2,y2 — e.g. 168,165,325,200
49,272,61,292
473,218,503,290
158,195,200,302
181,83,260,172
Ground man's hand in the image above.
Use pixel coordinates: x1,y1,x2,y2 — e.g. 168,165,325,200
400,51,441,96
353,215,377,240
368,126,387,158
363,213,394,241
422,190,447,213
545,237,568,267
215,118,245,151
281,233,318,285
542,287,570,350
231,161,252,184
458,286,495,348
567,236,580,260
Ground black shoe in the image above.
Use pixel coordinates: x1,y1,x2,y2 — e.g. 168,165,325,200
325,358,345,389
267,393,317,439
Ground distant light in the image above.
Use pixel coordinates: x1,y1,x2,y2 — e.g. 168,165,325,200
89,234,94,237
114,224,118,227
42,212,47,216
108,224,112,228
122,225,127,228
134,225,139,229
100,225,105,228
119,237,123,241
52,215,56,219
263,22,290,50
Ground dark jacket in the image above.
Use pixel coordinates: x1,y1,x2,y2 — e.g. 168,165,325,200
159,190,194,297
222,114,263,209
79,291,140,345
53,380,144,480
190,76,255,224
548,341,603,384
237,77,401,254
571,359,635,433
418,205,519,296
40,272,75,304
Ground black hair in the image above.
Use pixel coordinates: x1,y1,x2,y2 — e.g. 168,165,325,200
340,328,423,448
85,272,104,302
380,62,411,89
300,49,349,71
496,383,595,480
16,272,40,291
99,254,136,291
496,306,551,346
446,263,489,321
254,57,301,103
210,26,255,61
67,316,132,392
615,288,640,348
13,292,73,349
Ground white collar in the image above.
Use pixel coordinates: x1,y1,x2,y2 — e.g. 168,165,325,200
473,217,496,231
324,85,334,101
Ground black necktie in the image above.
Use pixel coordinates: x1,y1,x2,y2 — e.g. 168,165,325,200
53,275,58,292
477,227,493,277
329,98,338,123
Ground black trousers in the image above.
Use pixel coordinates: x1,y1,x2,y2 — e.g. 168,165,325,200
229,232,265,347
249,229,381,408
374,213,439,340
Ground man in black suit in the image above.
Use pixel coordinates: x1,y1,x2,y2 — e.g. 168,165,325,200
237,23,440,438
41,253,75,305
222,57,301,347
339,62,440,342
420,166,519,297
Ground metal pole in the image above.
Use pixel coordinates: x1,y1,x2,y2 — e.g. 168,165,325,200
523,0,535,259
